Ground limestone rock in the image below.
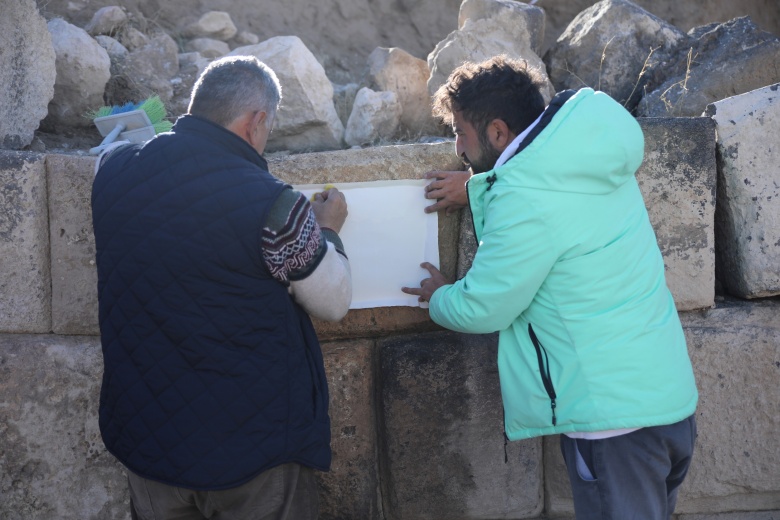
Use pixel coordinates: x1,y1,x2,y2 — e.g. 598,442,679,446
545,0,686,110
44,19,111,130
638,17,780,117
118,26,149,51
344,88,401,146
706,83,780,298
185,37,230,59
365,47,437,137
0,152,51,333
95,35,128,61
46,154,99,335
333,82,360,127
228,36,345,152
458,0,545,54
0,0,56,149
428,2,554,102
379,331,543,518
0,334,128,518
84,5,127,36
183,11,237,41
234,31,260,46
112,31,180,105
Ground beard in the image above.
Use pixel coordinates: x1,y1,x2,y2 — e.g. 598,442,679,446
464,132,502,174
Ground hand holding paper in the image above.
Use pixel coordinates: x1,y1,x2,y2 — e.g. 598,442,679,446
401,262,451,303
423,170,471,215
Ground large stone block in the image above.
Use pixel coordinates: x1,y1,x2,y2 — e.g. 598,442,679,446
544,299,780,517
46,154,99,335
0,334,128,520
457,118,716,311
0,152,51,333
707,83,780,299
270,141,464,293
0,0,55,150
379,331,543,519
319,340,380,520
42,143,464,338
637,118,717,311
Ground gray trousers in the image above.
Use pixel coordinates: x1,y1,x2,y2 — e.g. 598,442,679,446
127,463,319,520
560,414,697,520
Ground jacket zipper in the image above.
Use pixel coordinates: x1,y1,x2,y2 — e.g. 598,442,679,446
528,324,557,426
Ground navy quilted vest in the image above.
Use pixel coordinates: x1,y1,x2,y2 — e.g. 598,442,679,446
92,115,331,490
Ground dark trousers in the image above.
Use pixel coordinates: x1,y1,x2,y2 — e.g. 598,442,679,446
127,463,319,520
560,414,697,520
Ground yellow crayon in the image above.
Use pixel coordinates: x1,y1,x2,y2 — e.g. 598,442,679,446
311,184,336,201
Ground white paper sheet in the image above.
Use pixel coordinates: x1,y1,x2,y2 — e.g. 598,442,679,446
295,179,439,309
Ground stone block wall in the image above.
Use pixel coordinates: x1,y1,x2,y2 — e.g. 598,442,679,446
1,116,778,519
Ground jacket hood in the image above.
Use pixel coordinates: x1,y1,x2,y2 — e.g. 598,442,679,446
498,88,645,195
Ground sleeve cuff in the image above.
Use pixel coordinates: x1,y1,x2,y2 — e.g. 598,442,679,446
320,227,347,258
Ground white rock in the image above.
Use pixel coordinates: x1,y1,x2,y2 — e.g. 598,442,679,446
234,31,260,46
120,32,180,103
185,38,230,59
427,6,554,102
119,26,149,51
84,6,127,36
45,18,111,129
706,83,780,298
345,88,401,146
366,47,436,136
183,11,237,41
95,35,128,61
0,0,56,149
228,36,345,152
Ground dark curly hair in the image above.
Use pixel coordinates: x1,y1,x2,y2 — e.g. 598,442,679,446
432,55,546,139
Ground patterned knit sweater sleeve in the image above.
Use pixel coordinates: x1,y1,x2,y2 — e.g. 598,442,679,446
262,188,352,321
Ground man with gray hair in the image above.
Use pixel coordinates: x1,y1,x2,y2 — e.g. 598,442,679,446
92,55,351,519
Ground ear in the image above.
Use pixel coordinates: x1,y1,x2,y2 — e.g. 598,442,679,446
247,110,268,147
486,118,515,153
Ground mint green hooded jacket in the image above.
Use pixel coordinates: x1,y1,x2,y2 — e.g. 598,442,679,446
429,88,698,441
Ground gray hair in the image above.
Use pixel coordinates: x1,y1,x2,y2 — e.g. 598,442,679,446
188,55,282,129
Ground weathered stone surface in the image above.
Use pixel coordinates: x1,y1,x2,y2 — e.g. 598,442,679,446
182,11,237,41
458,0,545,54
234,30,260,46
270,141,464,283
457,118,716,311
678,512,780,520
95,35,129,61
46,154,99,335
0,152,51,333
44,19,111,130
379,331,543,519
229,36,345,152
545,0,686,110
545,299,780,517
365,47,437,137
0,334,127,520
0,0,56,150
118,26,149,51
636,118,716,310
333,82,360,127
84,6,127,36
40,144,463,338
638,17,780,117
707,83,780,299
113,31,180,104
428,2,554,102
184,37,230,59
319,340,380,520
344,88,401,147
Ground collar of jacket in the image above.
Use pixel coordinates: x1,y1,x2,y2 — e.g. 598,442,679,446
172,114,270,172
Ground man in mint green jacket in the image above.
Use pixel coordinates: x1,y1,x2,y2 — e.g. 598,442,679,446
403,56,698,519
